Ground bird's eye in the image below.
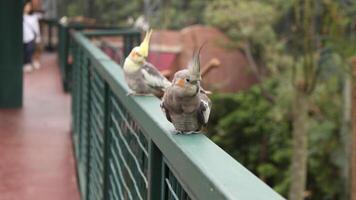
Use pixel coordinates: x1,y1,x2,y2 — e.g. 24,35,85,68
186,78,190,82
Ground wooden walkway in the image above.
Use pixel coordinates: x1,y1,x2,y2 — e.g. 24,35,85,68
0,53,80,200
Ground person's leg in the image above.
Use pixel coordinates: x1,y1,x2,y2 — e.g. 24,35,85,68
24,43,30,64
27,40,35,64
33,43,42,69
23,41,34,72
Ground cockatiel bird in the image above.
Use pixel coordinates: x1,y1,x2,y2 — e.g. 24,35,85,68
123,30,171,96
161,47,212,133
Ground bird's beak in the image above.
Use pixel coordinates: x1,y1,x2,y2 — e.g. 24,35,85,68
138,29,153,57
176,79,185,88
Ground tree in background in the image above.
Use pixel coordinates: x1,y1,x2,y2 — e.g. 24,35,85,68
205,0,293,102
291,1,355,199
88,0,142,25
323,2,356,198
286,1,320,199
59,0,212,29
206,0,354,199
58,0,142,25
153,0,213,29
352,57,356,200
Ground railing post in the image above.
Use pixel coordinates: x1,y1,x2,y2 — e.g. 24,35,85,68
102,83,113,200
48,22,53,50
148,141,163,200
77,46,83,159
84,59,92,200
0,0,23,108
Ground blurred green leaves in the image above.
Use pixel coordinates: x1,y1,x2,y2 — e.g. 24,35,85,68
204,0,355,198
208,84,292,195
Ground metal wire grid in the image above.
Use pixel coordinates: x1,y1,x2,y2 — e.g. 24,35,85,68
163,162,191,200
106,94,149,200
72,43,90,197
79,50,90,166
71,42,81,160
87,69,106,200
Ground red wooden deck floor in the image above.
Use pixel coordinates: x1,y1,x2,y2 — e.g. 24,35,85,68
0,53,80,200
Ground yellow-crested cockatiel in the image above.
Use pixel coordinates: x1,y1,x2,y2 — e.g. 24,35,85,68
123,30,171,96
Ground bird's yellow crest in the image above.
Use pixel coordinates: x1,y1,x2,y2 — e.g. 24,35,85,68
138,29,153,57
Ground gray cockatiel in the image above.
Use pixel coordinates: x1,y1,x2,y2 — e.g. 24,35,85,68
161,47,212,133
123,30,171,96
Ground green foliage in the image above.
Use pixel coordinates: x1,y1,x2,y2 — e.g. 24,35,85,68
59,0,142,26
307,77,344,199
209,78,344,198
91,0,142,25
205,0,276,44
208,83,292,195
58,0,85,18
61,0,213,28
205,0,355,199
153,0,214,29
205,0,294,76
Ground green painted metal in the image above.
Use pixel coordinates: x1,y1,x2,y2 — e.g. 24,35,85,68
40,18,58,51
57,23,127,92
148,142,163,200
57,23,70,91
0,1,23,108
71,31,286,200
84,29,140,59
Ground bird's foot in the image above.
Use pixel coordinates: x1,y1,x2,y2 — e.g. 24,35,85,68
172,130,196,135
173,130,183,135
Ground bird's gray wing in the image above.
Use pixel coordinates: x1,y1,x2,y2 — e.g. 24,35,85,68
160,100,172,122
141,62,171,89
197,93,211,126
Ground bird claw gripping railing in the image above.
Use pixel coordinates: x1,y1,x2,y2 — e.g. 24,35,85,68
71,30,285,200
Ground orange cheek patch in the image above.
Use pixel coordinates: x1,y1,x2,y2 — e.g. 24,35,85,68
176,79,185,87
131,52,138,59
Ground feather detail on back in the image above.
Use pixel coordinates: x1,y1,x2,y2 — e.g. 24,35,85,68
141,62,171,89
160,102,172,122
200,94,211,125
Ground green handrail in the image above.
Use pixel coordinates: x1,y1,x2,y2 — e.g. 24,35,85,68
57,22,128,92
71,30,285,200
40,18,58,51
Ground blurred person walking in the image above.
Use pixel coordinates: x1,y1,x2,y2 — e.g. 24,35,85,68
32,0,44,69
23,1,41,73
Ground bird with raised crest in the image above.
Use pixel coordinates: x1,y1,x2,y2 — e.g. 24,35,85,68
161,46,212,134
123,30,171,97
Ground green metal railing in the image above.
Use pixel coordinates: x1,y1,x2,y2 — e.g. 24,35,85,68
57,23,124,92
71,30,285,200
40,18,58,52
